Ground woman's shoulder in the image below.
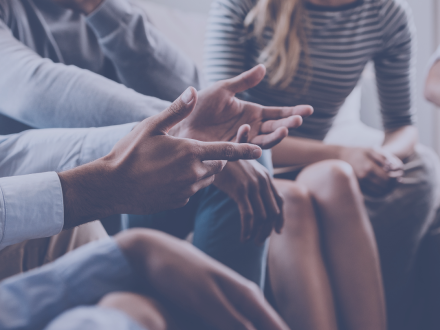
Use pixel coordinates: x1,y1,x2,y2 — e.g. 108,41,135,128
364,0,411,19
211,0,256,17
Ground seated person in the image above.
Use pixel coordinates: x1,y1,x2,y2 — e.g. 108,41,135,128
205,0,440,329
0,90,291,330
0,0,312,284
0,229,289,330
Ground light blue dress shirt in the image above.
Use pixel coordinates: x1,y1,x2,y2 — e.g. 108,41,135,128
0,237,147,330
0,123,135,250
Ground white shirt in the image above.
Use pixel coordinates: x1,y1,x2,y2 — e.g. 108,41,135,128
0,123,135,250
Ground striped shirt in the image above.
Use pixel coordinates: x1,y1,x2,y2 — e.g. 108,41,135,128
205,0,415,141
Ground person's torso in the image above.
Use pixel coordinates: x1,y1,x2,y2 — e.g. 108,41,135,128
242,0,395,140
1,0,117,79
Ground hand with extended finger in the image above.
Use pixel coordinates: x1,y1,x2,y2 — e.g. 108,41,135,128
117,229,289,330
59,87,262,226
51,0,103,14
172,65,314,149
102,87,263,214
339,146,404,196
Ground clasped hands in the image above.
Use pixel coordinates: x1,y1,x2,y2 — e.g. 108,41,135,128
339,146,404,196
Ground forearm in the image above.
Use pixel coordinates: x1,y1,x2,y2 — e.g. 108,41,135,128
382,125,417,160
0,22,170,128
87,0,200,101
271,136,342,167
0,124,135,177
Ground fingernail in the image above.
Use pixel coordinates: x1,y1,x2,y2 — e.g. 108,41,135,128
252,148,262,158
181,88,194,104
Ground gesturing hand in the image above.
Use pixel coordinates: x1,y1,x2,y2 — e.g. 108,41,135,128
59,87,262,227
339,146,404,196
51,0,103,14
213,160,283,244
117,229,289,330
172,65,313,149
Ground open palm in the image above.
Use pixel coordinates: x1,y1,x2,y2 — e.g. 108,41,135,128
173,65,313,149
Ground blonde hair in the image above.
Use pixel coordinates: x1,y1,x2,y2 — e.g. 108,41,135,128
244,0,308,88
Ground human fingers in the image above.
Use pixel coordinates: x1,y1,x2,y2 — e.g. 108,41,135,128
261,105,314,120
254,218,274,245
248,189,267,241
236,195,255,242
198,141,262,161
259,174,281,224
223,64,266,94
149,87,198,134
365,163,391,190
236,124,251,143
260,115,303,133
368,149,389,168
270,180,285,234
249,127,288,149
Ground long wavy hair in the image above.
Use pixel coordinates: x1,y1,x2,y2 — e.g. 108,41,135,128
244,0,309,89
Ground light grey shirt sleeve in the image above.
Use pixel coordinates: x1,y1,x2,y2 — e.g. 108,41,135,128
87,0,200,102
0,123,135,249
44,306,147,330
0,238,136,330
0,18,170,129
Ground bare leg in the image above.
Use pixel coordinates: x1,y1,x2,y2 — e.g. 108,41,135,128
99,292,181,330
269,160,386,330
269,179,339,330
298,160,386,330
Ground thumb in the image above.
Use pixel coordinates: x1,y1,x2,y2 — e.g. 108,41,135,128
236,124,251,143
150,87,198,134
224,64,266,94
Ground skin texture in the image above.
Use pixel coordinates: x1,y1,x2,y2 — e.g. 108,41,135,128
214,159,283,244
171,65,313,148
114,229,290,330
58,88,263,229
269,162,386,330
272,125,417,197
425,59,440,107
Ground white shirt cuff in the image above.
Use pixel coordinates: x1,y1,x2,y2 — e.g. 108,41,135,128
0,172,64,250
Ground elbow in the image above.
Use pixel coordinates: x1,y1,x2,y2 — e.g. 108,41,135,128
424,82,437,104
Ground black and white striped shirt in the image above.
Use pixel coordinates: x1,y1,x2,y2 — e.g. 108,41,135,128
205,0,415,140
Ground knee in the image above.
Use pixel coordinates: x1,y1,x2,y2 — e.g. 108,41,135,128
99,292,167,330
299,160,358,197
274,180,318,239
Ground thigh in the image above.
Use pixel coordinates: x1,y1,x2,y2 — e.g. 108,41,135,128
365,145,440,330
192,185,267,287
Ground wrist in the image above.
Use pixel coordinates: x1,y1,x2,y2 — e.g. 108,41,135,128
332,144,347,160
58,158,116,228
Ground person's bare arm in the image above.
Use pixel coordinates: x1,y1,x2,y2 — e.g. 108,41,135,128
425,60,440,107
272,134,405,196
116,229,289,330
272,136,342,168
382,125,417,160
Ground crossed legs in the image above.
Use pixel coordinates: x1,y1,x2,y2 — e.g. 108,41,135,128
269,160,386,330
